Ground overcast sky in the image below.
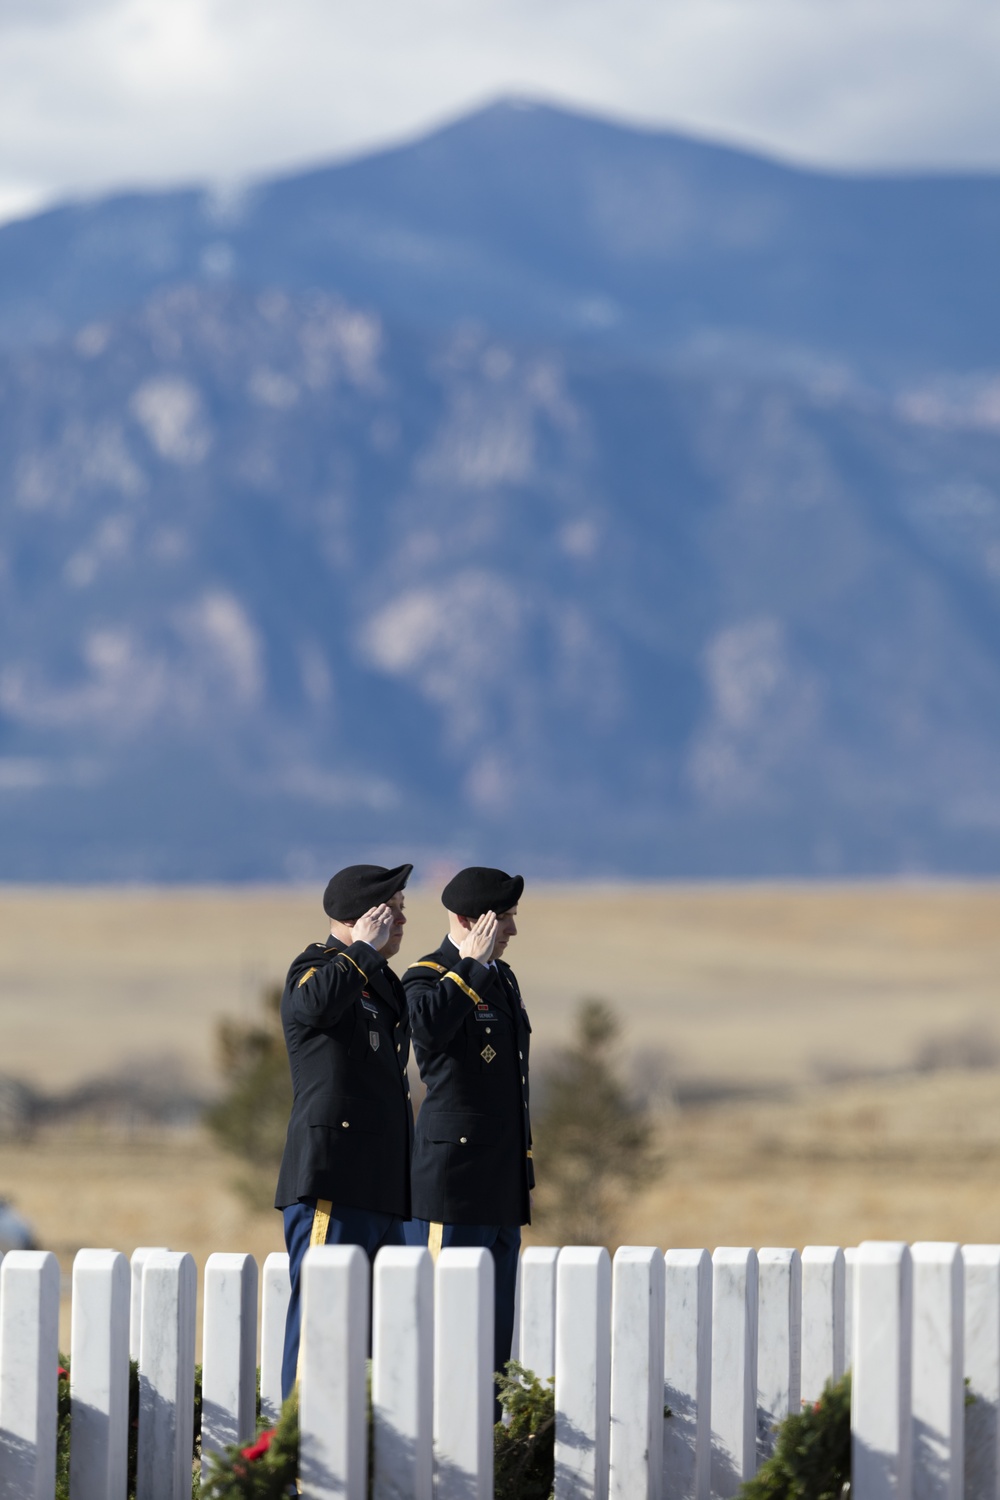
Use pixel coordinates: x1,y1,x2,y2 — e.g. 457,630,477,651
3,0,1000,226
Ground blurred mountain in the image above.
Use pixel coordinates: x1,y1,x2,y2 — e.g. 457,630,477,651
2,101,1000,878
5,98,1000,383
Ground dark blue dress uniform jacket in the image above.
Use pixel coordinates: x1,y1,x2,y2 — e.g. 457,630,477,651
274,936,413,1216
404,936,533,1226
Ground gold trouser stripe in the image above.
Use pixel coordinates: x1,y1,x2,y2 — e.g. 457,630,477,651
296,1199,335,1387
310,1198,333,1248
428,1222,444,1262
444,970,481,1005
407,960,447,974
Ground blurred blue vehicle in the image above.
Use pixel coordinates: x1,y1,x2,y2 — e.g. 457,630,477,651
0,1198,37,1252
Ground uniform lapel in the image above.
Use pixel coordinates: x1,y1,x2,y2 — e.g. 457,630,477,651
492,964,519,1023
368,962,402,1017
497,964,530,1040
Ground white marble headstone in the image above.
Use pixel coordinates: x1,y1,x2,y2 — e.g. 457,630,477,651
801,1246,845,1402
434,1247,494,1500
710,1248,758,1498
756,1248,801,1460
663,1248,712,1500
259,1250,290,1425
300,1244,369,1500
520,1246,560,1384
962,1245,1000,1500
610,1246,665,1500
555,1246,612,1500
372,1246,433,1500
851,1241,913,1500
911,1242,963,1500
0,1249,60,1500
70,1249,130,1500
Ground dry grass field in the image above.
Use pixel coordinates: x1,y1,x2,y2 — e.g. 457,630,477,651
3,1067,1000,1350
4,881,1000,1089
3,882,1000,1345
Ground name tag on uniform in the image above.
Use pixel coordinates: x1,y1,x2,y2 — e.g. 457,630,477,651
474,1005,497,1022
361,997,379,1016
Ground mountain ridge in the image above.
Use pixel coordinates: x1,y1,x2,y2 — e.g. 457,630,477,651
5,98,1000,381
3,102,1000,878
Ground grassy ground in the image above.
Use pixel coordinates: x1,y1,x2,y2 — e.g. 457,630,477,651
617,1068,1000,1251
3,883,1000,1349
3,882,1000,1090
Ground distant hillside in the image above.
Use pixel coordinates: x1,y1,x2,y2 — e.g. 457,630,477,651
4,99,1000,382
3,100,1000,877
3,270,1000,878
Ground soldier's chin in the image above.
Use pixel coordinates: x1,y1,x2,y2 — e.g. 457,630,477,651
383,935,404,958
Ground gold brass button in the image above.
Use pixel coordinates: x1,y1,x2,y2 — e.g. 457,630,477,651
460,1136,468,1144
396,1044,401,1052
341,1121,350,1128
486,1027,492,1034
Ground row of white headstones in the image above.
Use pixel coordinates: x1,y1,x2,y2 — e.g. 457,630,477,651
0,1240,989,1500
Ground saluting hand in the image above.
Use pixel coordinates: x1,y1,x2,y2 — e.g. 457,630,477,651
352,904,395,951
458,911,498,963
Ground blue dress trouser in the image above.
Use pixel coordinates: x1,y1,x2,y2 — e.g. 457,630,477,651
281,1199,406,1400
403,1218,521,1381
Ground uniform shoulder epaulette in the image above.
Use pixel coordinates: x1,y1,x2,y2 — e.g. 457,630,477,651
406,959,448,974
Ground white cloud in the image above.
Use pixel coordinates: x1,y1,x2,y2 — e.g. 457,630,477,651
1,0,999,226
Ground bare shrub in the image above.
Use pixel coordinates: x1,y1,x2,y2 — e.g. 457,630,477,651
531,999,661,1248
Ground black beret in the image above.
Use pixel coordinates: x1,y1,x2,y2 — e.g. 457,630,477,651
441,867,524,918
323,863,412,921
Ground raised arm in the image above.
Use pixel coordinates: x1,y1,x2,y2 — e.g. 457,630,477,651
286,905,394,1028
404,912,498,1048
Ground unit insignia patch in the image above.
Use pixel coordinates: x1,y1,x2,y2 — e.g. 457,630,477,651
370,1030,380,1051
481,1044,497,1063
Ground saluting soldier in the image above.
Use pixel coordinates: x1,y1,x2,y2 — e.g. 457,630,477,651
275,862,413,1398
403,867,532,1384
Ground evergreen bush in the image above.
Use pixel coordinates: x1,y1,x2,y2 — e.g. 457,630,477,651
54,1355,202,1500
531,998,660,1246
741,1373,851,1500
49,1353,853,1500
494,1360,556,1500
200,1392,298,1499
204,983,292,1208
